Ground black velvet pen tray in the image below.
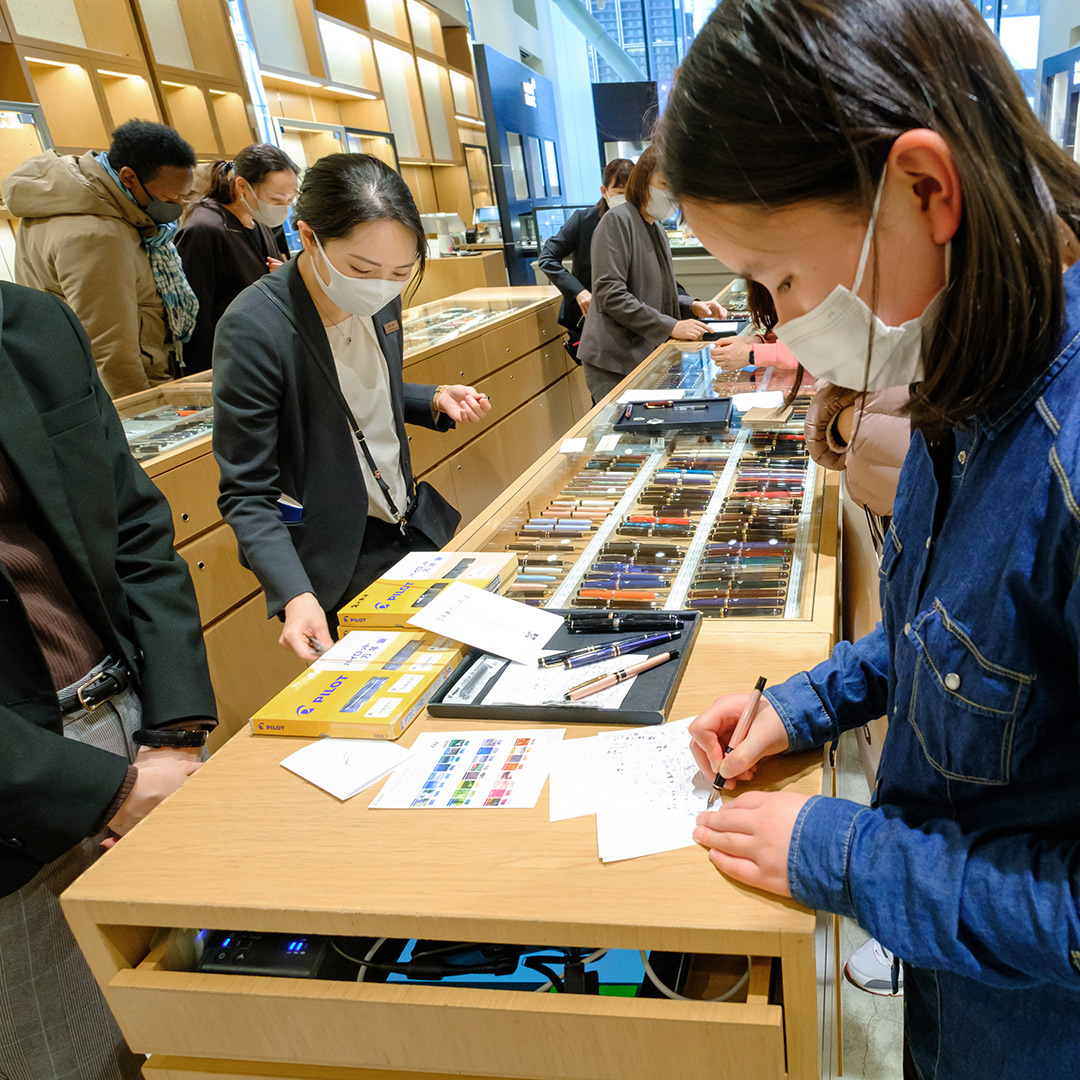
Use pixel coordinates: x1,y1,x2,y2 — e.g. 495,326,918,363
614,397,733,435
426,609,702,725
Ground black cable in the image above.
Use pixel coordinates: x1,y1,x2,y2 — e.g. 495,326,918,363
522,957,564,992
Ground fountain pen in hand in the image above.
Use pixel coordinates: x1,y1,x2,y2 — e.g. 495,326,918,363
705,675,767,809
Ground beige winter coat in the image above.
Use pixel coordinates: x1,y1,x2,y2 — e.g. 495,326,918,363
804,384,911,518
2,150,172,398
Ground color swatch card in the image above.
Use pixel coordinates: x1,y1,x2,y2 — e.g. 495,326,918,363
407,581,564,665
280,739,412,801
593,717,711,862
370,728,564,810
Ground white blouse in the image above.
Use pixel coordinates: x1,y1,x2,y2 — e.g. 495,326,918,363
326,314,407,523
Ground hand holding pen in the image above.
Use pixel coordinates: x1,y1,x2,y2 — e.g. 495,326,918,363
687,680,791,801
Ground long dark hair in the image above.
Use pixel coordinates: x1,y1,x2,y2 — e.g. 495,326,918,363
206,143,297,205
294,153,426,297
662,0,1080,435
596,157,634,218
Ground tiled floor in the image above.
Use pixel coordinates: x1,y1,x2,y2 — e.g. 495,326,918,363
834,729,904,1080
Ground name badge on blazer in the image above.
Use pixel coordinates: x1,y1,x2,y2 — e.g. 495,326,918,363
382,319,400,335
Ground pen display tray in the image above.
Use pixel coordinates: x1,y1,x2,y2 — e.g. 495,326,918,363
615,398,733,436
427,610,702,726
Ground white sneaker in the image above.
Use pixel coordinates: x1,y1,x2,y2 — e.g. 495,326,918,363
844,937,903,996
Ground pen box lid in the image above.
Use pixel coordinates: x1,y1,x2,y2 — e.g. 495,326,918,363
614,397,733,435
426,609,702,725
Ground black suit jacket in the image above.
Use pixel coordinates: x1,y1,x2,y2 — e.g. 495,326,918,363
176,198,280,375
0,282,216,896
536,205,602,333
212,259,453,617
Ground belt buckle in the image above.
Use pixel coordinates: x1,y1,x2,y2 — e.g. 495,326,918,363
76,671,111,712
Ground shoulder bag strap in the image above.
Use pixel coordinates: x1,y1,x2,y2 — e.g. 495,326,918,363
252,279,407,524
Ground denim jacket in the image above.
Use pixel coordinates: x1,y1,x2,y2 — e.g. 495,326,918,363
767,263,1080,1079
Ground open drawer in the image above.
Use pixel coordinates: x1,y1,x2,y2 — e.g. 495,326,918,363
107,934,784,1080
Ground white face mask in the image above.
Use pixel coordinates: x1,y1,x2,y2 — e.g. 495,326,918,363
604,192,626,209
774,170,948,391
240,183,292,228
645,185,677,223
310,232,406,318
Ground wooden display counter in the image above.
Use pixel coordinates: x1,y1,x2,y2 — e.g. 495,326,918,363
67,320,842,1080
406,250,509,307
115,286,591,748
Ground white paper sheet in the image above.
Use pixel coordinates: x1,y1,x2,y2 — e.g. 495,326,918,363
407,581,563,665
732,390,785,413
483,650,642,709
618,388,686,403
596,434,621,452
370,729,564,809
594,717,711,862
548,736,599,821
559,437,587,453
280,739,412,801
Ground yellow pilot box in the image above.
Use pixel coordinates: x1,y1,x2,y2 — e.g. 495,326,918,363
337,551,518,630
251,630,468,740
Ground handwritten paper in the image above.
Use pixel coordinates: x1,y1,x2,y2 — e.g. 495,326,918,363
618,388,686,404
280,739,412,801
370,729,563,809
484,651,642,709
596,434,621,452
594,717,711,862
407,581,563,665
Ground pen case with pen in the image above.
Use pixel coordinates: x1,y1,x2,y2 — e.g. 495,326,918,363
426,609,702,726
614,398,733,436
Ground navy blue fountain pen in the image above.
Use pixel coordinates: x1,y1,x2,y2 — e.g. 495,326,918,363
538,630,682,670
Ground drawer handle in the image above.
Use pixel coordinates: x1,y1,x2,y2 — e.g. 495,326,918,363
459,370,465,377
180,512,189,521
196,561,206,570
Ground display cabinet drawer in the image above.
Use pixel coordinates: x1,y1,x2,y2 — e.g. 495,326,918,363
153,451,222,545
178,523,260,626
110,948,784,1080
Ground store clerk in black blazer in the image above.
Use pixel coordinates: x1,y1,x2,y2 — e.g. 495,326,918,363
213,154,491,661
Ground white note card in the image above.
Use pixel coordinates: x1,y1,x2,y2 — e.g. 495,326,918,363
560,437,587,454
596,434,620,452
548,736,599,821
732,390,785,413
618,388,686,403
407,581,563,665
280,739,412,801
594,717,711,862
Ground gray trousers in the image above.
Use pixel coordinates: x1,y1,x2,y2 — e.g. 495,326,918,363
0,669,144,1080
583,363,625,405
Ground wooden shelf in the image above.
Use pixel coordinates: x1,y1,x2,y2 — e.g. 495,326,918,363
317,14,380,95
4,0,143,59
365,0,408,43
23,55,108,148
96,68,161,126
159,80,217,156
416,55,455,163
209,89,254,154
405,0,442,58
373,37,429,161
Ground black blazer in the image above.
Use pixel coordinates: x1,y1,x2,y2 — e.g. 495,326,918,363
0,282,216,896
176,198,280,375
212,259,453,617
536,205,602,333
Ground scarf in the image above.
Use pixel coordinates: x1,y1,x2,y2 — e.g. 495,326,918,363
97,151,198,346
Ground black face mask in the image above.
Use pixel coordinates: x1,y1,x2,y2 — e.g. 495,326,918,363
132,171,183,225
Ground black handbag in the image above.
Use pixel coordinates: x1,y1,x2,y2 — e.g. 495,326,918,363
252,281,461,549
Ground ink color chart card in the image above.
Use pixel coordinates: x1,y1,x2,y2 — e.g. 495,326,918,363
369,729,564,810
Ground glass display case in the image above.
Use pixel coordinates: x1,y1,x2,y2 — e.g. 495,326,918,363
400,292,546,355
453,332,832,625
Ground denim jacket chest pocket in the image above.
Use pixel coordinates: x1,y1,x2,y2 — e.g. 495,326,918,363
878,523,902,608
906,599,1035,786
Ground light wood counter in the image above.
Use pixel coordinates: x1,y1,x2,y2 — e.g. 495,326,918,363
406,250,509,307
67,319,840,1080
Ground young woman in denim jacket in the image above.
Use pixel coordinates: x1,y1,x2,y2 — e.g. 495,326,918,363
662,1,1080,1076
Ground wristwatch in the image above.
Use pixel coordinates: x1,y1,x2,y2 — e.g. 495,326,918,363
748,348,755,365
133,728,207,749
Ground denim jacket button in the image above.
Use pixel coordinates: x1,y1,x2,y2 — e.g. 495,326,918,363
958,450,967,465
904,622,912,636
925,536,932,549
945,672,961,691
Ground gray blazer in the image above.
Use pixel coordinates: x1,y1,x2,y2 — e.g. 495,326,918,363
576,201,694,375
212,260,452,617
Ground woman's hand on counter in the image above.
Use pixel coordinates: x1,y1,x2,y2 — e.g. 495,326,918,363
692,790,809,897
280,592,333,662
576,289,592,317
710,336,755,368
691,299,729,320
438,385,492,424
671,319,711,341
